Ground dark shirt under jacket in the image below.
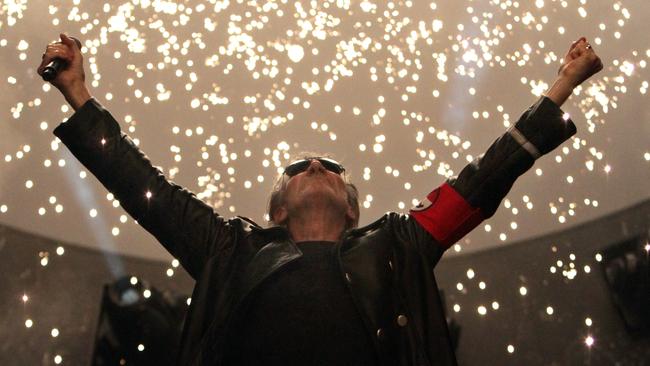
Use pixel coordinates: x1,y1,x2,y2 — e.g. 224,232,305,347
223,241,379,366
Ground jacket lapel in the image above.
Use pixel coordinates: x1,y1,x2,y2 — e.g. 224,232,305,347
237,238,302,300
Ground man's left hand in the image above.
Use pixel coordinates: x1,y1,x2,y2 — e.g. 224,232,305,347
558,37,603,88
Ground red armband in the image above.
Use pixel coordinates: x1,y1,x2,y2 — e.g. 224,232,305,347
409,183,484,248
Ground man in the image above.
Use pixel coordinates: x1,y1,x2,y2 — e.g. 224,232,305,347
38,33,601,365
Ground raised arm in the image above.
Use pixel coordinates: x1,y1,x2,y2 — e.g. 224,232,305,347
409,37,603,249
38,34,234,279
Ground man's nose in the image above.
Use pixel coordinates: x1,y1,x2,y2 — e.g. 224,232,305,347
307,159,326,173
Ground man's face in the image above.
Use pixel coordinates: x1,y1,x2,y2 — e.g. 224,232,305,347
275,159,354,224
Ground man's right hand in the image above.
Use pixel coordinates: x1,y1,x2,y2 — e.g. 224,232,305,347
37,33,91,111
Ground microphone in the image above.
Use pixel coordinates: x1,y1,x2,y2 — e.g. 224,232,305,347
41,37,82,81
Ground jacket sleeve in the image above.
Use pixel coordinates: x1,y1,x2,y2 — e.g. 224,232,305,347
53,98,233,279
409,96,576,249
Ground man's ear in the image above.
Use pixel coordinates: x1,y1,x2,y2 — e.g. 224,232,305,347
345,205,357,227
273,206,288,225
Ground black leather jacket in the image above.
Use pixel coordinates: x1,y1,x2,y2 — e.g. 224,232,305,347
54,96,575,365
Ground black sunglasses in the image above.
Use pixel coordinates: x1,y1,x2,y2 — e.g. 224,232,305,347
283,157,346,177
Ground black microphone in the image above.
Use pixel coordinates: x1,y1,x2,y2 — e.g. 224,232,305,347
42,37,82,81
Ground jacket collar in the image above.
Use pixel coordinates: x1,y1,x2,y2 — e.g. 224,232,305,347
238,237,302,299
245,213,392,252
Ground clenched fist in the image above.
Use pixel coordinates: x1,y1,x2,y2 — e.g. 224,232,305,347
558,37,603,88
37,33,91,111
545,37,603,107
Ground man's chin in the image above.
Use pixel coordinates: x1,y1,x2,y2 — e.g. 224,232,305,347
300,187,336,201
296,188,346,208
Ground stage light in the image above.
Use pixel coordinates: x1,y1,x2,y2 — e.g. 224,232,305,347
601,236,650,337
91,275,188,366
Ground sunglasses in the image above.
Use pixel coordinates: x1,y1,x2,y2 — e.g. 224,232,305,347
283,157,346,177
